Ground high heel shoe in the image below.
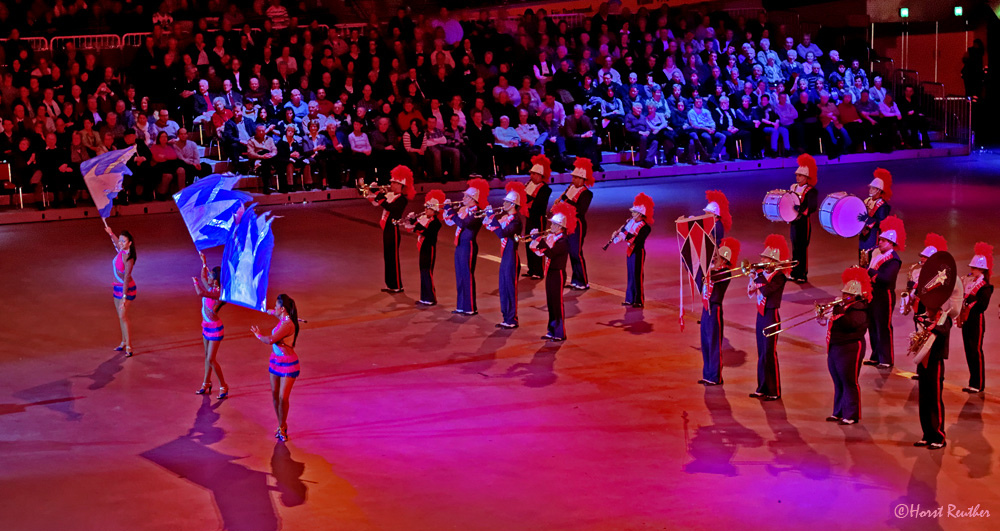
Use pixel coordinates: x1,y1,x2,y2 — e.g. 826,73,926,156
196,383,212,395
277,427,288,442
114,342,126,351
124,346,134,357
217,387,229,400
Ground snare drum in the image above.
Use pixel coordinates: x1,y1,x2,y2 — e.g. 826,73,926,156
762,190,800,223
819,192,866,237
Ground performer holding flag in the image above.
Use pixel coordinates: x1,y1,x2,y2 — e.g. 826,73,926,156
82,146,137,218
444,178,490,315
193,252,229,399
484,182,525,328
401,190,445,306
960,242,994,393
524,155,553,279
700,237,739,385
609,193,654,308
251,294,301,443
104,219,137,357
368,165,414,293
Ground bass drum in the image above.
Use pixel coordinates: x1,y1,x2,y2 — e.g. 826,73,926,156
762,190,800,223
819,192,866,237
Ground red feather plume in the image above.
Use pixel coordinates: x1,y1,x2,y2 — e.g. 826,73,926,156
974,242,994,276
552,202,578,234
719,237,740,264
705,190,732,231
797,153,818,186
390,165,416,199
633,192,655,225
573,157,595,187
505,181,527,210
880,215,906,251
530,154,552,181
842,266,873,301
467,177,491,209
763,234,790,261
923,233,948,252
873,168,893,200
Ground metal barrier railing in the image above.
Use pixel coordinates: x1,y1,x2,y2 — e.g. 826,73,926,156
919,82,946,135
871,58,893,84
722,8,765,21
940,96,972,147
50,34,122,50
891,68,919,97
0,36,50,51
549,13,587,28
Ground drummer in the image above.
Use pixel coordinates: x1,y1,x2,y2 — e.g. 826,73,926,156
789,154,818,283
858,168,892,267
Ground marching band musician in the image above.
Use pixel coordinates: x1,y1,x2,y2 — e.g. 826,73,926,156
530,203,575,342
822,267,871,425
699,237,739,386
368,166,415,293
959,243,994,393
555,157,595,291
703,190,732,244
747,234,790,401
788,154,818,283
524,155,553,280
858,168,893,267
484,182,526,328
913,268,963,451
400,190,445,306
444,178,491,315
610,193,654,308
903,234,948,329
863,215,904,369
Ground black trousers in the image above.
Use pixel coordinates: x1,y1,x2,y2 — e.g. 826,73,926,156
755,308,781,397
383,223,402,290
962,312,986,390
867,288,895,365
789,216,811,280
828,340,864,420
917,351,946,444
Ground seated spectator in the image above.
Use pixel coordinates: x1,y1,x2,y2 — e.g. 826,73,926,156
119,130,152,205
855,90,882,149
793,91,821,153
596,87,626,151
837,93,866,152
877,93,904,152
514,108,543,154
425,115,460,181
403,118,430,181
192,80,215,124
493,115,525,175
537,108,567,172
670,99,709,164
347,120,373,184
754,94,790,156
564,104,604,171
688,97,725,161
817,91,851,158
284,89,309,122
797,33,823,60
247,125,280,193
371,116,402,181
868,76,887,105
396,99,424,134
100,112,126,143
79,118,102,156
845,60,868,91
898,86,932,149
319,122,347,188
11,136,44,208
644,102,676,164
174,128,211,184
221,105,257,167
625,102,658,168
772,92,800,152
445,114,476,178
152,110,180,140
713,96,746,161
277,125,312,191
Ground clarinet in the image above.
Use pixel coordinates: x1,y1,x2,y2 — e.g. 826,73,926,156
602,221,629,251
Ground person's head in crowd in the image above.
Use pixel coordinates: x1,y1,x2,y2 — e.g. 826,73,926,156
155,131,170,147
799,91,810,105
819,90,831,105
797,77,809,92
282,108,296,124
499,115,510,129
254,125,267,141
157,109,170,125
136,112,148,127
284,125,297,140
760,38,771,52
450,94,462,110
361,84,373,100
884,93,894,106
805,51,816,64
233,104,244,120
842,93,854,105
114,99,127,116
449,113,460,130
257,105,271,124
270,90,283,106
517,108,530,125
676,98,687,114
86,96,99,113
802,33,814,47
44,132,57,149
198,79,209,94
212,97,226,113
249,77,260,92
290,89,302,106
82,116,94,131
222,79,233,94
430,98,441,111
630,102,643,117
332,100,345,116
693,97,705,110
106,111,118,127
786,50,798,63
497,90,511,106
743,81,754,95
271,78,282,91
376,117,390,133
629,86,639,100
853,76,864,89
17,136,31,153
778,91,789,105
573,104,585,119
759,94,771,108
474,77,486,92
62,101,75,119
426,115,438,131
71,130,83,147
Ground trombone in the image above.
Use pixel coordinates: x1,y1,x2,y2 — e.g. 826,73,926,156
717,259,799,280
763,295,857,337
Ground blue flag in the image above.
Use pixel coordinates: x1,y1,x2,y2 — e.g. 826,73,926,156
173,174,252,250
81,146,136,217
221,204,275,312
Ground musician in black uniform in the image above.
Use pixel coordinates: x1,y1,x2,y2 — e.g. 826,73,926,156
863,216,904,369
401,189,445,306
530,203,574,341
902,234,948,331
700,237,738,386
748,234,790,401
914,285,962,450
960,243,994,393
610,193,654,308
368,165,414,293
556,157,594,290
823,267,871,425
524,155,553,279
858,169,892,267
788,154,818,283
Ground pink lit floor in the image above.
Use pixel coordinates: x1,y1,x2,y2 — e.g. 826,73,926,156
2,154,999,530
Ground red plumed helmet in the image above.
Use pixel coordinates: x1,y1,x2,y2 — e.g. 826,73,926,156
551,202,578,234
718,237,740,264
530,154,552,181
631,192,655,225
879,215,906,251
841,266,873,301
704,190,732,231
424,189,446,215
467,177,491,209
571,157,595,187
390,165,416,199
972,242,994,276
921,233,948,257
504,181,527,210
796,154,818,186
872,168,893,200
761,234,790,262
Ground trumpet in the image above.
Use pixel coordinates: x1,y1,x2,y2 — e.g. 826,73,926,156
356,182,390,196
472,206,496,218
392,212,419,226
520,228,555,244
720,259,799,280
763,295,857,337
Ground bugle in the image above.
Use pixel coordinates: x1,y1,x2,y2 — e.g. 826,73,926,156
520,229,555,244
356,182,390,196
763,295,856,337
472,206,496,218
392,212,419,226
719,259,799,280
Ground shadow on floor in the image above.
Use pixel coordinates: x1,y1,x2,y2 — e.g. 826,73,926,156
683,386,765,476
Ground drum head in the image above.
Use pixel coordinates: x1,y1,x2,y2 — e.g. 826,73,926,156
833,195,866,237
778,193,800,222
917,251,958,311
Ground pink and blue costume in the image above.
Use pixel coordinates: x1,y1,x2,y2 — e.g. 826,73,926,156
268,316,300,378
199,287,224,342
112,249,136,301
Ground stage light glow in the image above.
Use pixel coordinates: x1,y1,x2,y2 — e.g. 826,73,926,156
900,7,909,18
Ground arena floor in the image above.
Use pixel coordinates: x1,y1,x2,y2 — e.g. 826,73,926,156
2,154,999,530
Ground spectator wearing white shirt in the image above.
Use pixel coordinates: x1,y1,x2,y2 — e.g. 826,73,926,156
491,76,521,107
348,120,373,182
796,33,823,60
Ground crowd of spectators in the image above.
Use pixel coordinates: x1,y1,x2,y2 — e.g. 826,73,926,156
0,1,936,210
